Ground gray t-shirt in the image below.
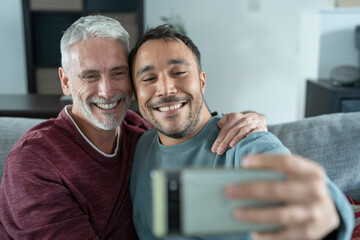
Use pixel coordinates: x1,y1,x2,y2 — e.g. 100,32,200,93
130,114,289,240
130,113,353,240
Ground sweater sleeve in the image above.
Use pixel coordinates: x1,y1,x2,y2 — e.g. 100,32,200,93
325,177,355,240
0,150,99,240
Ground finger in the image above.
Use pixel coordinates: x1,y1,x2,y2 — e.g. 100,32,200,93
228,123,264,147
244,128,256,138
243,125,267,138
252,222,328,240
213,115,247,155
212,115,229,153
225,180,327,204
214,112,268,154
233,204,316,226
242,154,325,179
217,124,252,154
229,131,247,148
216,116,261,153
217,123,256,154
233,205,307,225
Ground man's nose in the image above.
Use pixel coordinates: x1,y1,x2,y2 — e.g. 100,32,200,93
98,77,115,99
156,74,177,97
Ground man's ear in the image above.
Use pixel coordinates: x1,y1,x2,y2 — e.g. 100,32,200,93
59,67,71,96
200,71,206,94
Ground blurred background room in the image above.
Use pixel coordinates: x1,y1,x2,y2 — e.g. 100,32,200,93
0,0,359,123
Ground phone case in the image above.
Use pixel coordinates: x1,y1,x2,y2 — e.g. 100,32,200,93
181,168,285,235
151,168,286,237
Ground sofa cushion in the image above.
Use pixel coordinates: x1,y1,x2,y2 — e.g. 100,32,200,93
0,117,45,181
269,112,360,202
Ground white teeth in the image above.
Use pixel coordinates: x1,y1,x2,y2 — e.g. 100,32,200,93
158,103,182,112
96,102,118,110
160,106,169,112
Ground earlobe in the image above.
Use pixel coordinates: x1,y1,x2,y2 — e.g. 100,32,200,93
59,67,71,96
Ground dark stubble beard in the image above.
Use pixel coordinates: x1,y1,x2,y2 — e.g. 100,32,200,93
143,87,204,139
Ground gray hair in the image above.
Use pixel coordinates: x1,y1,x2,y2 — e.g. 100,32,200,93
60,15,130,71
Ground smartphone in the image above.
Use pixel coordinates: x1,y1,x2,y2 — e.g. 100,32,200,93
151,168,286,237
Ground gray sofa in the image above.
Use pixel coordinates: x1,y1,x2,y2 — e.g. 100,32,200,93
0,112,359,203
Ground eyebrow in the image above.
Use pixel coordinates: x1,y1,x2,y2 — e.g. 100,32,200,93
78,65,129,78
110,65,129,72
78,69,99,78
136,65,154,78
168,58,189,66
135,58,189,78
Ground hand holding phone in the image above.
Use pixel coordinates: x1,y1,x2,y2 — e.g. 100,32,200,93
151,168,286,237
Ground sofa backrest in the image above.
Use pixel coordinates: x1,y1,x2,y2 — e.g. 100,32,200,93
269,112,360,202
1,113,359,202
0,117,45,181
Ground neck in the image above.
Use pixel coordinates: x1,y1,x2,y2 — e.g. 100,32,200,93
67,106,118,154
158,103,212,146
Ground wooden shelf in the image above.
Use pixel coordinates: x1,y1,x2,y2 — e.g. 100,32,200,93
0,94,70,119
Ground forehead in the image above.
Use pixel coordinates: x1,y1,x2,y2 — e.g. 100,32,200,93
134,39,195,67
68,38,128,69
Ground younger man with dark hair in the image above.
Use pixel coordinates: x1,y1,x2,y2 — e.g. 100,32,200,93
129,25,353,239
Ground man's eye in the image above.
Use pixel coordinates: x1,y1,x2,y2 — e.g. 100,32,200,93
113,72,124,79
174,71,186,76
85,75,95,79
142,77,155,82
82,74,100,82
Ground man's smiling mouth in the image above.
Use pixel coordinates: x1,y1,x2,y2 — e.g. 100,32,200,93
157,103,184,112
89,95,128,111
148,96,191,113
92,98,124,110
95,101,119,110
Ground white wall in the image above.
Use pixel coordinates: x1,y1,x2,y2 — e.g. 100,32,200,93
144,0,331,124
2,0,355,124
0,0,27,94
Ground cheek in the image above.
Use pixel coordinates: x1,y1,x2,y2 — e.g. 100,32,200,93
185,77,202,93
72,81,96,102
117,77,133,95
79,82,92,97
136,85,153,105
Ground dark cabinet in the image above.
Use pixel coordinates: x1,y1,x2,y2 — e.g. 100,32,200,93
305,80,360,117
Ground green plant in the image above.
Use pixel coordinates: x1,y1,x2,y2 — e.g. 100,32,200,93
160,14,187,35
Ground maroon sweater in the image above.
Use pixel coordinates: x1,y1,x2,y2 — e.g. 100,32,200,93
0,108,150,239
